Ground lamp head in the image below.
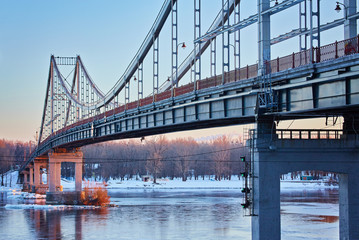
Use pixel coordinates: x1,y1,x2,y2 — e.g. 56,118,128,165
335,2,342,13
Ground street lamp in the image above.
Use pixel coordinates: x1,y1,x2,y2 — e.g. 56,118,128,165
335,2,348,19
177,42,186,49
172,42,186,96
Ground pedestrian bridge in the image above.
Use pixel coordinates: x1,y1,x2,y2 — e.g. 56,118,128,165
19,0,359,239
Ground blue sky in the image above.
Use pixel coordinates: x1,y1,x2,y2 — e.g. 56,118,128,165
0,0,352,141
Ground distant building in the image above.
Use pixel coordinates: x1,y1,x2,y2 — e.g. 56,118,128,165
300,175,314,180
142,175,152,182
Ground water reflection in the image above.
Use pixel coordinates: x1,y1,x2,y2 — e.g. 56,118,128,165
0,192,7,206
29,210,62,239
281,188,339,239
25,208,109,240
310,215,339,223
281,188,338,204
0,189,339,240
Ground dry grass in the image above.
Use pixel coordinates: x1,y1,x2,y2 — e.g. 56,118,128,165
81,181,110,206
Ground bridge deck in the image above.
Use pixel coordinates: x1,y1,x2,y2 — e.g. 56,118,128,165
22,36,359,170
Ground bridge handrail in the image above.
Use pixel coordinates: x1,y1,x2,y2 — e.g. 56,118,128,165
39,36,359,148
276,129,343,140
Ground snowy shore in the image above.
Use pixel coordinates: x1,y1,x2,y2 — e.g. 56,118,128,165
100,178,338,191
0,171,338,203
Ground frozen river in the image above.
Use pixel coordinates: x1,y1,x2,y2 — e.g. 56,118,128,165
0,188,338,239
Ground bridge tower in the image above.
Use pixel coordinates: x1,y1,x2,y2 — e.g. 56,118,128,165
344,0,357,39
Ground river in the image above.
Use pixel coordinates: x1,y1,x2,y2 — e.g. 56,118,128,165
0,188,338,239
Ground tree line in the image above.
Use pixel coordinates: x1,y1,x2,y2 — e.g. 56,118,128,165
0,135,337,184
0,139,35,186
79,135,247,182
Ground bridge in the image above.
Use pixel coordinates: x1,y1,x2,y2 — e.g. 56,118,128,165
19,0,359,239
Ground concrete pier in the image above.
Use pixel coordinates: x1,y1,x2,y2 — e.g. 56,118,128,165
48,148,83,192
251,117,359,240
45,148,83,204
32,157,48,193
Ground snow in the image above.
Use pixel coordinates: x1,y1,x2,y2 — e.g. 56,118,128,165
0,170,339,192
0,171,338,204
4,204,102,210
281,180,338,192
0,170,22,192
105,177,243,190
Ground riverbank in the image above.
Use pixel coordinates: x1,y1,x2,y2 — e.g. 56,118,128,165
0,171,338,200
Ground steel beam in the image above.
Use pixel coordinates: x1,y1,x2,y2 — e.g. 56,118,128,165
195,0,305,44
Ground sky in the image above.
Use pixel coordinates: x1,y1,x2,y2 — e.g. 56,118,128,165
0,0,354,142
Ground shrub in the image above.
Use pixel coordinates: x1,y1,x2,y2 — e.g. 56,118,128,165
81,181,110,206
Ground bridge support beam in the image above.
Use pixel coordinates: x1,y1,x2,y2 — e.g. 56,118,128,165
21,170,30,191
251,120,359,240
32,157,48,193
23,172,28,185
48,149,83,193
29,165,34,189
251,117,280,240
339,173,359,239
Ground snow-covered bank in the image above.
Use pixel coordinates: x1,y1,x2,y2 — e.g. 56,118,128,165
106,178,243,190
1,171,338,197
4,204,102,210
281,180,338,192
0,170,22,192
102,177,338,191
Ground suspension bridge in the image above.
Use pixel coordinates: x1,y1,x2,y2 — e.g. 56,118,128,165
19,0,359,239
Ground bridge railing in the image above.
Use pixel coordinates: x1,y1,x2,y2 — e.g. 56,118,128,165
276,129,343,140
43,36,359,145
319,37,358,62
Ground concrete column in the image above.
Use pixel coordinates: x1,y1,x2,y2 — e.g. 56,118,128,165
252,168,281,240
48,149,83,193
252,117,280,240
75,163,83,192
34,162,41,187
344,0,357,39
29,167,34,186
48,162,57,192
24,173,28,184
55,162,61,190
40,169,43,185
339,173,359,240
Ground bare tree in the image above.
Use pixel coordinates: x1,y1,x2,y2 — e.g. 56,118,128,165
173,138,197,181
146,136,167,183
0,140,14,186
211,136,230,181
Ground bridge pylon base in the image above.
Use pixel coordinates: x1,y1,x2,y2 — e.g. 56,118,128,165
250,121,359,240
47,148,83,193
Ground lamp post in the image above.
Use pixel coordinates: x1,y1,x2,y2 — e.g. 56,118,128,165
172,42,186,97
335,2,348,19
335,1,357,40
176,42,186,85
